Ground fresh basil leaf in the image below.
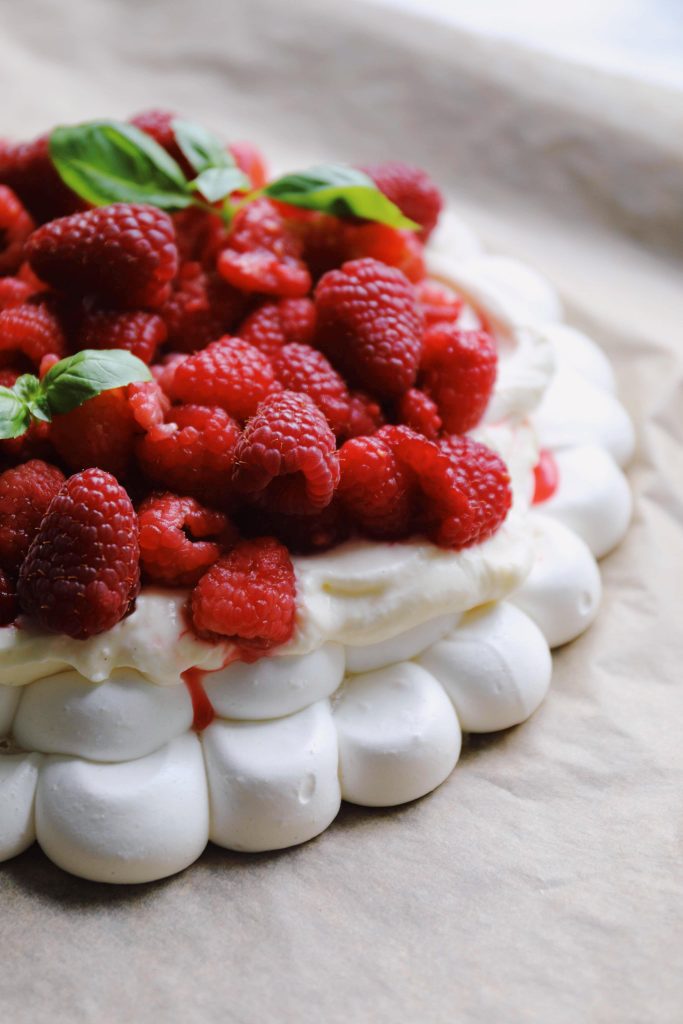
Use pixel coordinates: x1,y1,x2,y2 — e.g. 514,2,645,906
12,374,51,422
172,119,234,174
41,349,152,416
264,164,419,230
49,120,193,209
190,166,250,203
0,387,31,440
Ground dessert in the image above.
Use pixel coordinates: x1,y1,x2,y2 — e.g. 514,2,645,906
0,114,633,883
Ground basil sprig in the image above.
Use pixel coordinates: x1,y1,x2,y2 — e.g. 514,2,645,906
0,350,152,439
49,120,418,231
263,164,419,229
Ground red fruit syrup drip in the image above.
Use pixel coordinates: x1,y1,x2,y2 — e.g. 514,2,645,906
182,668,216,732
532,448,560,504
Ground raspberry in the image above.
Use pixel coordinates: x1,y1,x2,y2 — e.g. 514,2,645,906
172,210,229,266
0,135,84,223
314,258,423,399
76,309,167,364
17,468,140,639
337,435,414,539
190,536,295,652
0,277,34,312
238,297,316,358
419,325,497,433
136,404,241,507
240,501,349,555
152,353,187,396
395,388,442,439
26,204,178,309
217,198,310,297
0,185,34,275
50,388,136,477
129,109,193,177
434,435,512,548
416,280,464,327
361,161,443,241
0,568,17,625
341,223,425,284
138,492,236,586
127,381,170,432
0,301,66,366
0,416,53,467
0,459,65,573
228,141,268,189
271,344,351,436
232,391,339,515
160,262,247,353
169,336,278,422
532,448,559,504
344,391,384,439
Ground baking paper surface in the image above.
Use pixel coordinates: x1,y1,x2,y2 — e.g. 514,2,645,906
0,1,681,1021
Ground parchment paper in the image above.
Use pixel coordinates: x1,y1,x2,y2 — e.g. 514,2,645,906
0,1,681,1021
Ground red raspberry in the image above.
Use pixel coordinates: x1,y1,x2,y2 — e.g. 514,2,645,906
232,391,339,515
361,161,443,241
0,135,85,224
241,501,349,555
344,391,385,439
416,280,464,327
0,277,34,311
395,388,442,439
138,492,236,586
0,185,34,275
136,404,241,507
0,301,66,366
0,459,65,573
217,198,310,298
152,353,187,396
532,448,559,504
314,257,423,399
160,262,247,353
341,223,425,284
228,141,268,189
419,325,497,433
76,309,167,365
337,435,414,540
190,536,295,652
127,381,170,432
172,210,229,266
434,435,512,548
0,568,17,625
17,468,140,639
129,109,193,177
50,388,136,477
26,204,178,309
238,297,316,357
271,343,351,436
169,336,278,422
0,386,53,465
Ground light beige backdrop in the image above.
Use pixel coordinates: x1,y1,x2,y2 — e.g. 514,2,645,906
0,1,681,1021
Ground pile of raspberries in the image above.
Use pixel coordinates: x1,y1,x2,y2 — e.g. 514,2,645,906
0,111,511,651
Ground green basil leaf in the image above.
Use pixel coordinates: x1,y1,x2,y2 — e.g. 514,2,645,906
41,349,152,416
172,119,234,174
264,164,419,229
0,387,32,439
49,120,194,209
190,166,250,203
13,374,51,422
